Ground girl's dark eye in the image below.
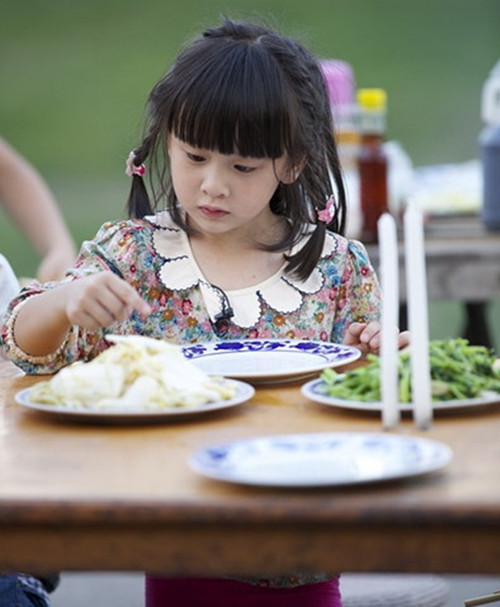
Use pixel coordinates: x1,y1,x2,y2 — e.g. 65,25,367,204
234,164,256,173
187,152,205,162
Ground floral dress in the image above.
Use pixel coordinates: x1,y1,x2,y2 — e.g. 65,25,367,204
1,211,381,375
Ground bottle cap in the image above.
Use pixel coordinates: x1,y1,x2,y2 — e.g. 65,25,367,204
320,60,356,107
357,88,387,111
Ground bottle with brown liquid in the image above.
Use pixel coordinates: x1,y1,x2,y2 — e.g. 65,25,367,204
357,88,389,242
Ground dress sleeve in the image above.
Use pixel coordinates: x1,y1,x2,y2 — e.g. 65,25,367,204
0,220,145,375
330,239,382,344
0,253,20,320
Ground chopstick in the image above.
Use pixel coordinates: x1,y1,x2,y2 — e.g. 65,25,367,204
465,590,500,606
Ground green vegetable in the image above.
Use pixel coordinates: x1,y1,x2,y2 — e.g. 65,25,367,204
321,338,500,402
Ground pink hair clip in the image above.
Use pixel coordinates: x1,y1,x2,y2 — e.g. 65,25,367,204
125,151,146,177
317,195,336,223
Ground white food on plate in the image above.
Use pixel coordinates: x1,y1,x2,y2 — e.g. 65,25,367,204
29,335,237,410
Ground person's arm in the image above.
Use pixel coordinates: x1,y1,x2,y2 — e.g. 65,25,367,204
334,239,409,355
13,272,152,356
0,137,76,281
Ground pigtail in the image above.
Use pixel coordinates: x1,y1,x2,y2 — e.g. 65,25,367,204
126,174,151,219
266,35,347,280
287,135,347,280
126,139,154,219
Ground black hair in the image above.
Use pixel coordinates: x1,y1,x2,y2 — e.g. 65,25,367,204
127,18,346,280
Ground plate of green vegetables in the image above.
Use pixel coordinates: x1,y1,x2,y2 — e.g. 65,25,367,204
301,339,500,412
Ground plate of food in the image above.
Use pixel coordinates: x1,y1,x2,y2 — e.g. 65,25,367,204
182,339,361,384
301,379,500,412
302,338,500,413
15,335,254,422
189,432,453,487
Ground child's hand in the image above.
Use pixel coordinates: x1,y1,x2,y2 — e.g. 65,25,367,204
342,321,410,357
64,272,151,330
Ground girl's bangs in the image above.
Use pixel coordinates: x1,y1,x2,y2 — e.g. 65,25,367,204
171,50,292,159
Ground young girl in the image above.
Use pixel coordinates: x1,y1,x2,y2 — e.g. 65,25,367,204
1,18,408,607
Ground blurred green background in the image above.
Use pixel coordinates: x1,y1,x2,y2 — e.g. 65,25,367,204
1,0,499,347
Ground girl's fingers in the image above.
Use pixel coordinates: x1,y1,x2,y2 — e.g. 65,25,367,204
342,322,365,345
398,330,411,349
359,321,382,344
65,272,151,329
72,308,117,332
106,274,151,316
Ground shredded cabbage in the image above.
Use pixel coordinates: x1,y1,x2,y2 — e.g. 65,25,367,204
29,335,237,410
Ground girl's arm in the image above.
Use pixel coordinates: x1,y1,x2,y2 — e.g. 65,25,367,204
0,137,76,281
13,272,151,356
330,239,410,355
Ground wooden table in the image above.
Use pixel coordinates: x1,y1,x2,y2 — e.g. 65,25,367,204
1,360,500,577
365,213,500,348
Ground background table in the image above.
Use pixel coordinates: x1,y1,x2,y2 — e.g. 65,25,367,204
366,214,500,348
1,361,500,576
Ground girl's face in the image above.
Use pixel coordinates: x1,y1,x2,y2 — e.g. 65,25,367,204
168,135,294,240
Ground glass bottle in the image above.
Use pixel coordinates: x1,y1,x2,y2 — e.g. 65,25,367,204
357,88,389,242
320,60,360,172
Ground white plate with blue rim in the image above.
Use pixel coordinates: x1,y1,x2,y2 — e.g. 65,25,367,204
182,339,361,384
189,432,453,487
301,378,500,413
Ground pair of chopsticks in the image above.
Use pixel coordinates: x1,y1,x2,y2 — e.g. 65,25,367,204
377,203,433,430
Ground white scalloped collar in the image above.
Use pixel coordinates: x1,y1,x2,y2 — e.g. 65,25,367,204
147,211,335,328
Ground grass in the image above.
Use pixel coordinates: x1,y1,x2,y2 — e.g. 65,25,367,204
1,0,499,350
2,0,499,175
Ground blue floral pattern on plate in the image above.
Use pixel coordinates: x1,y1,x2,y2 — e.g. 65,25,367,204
189,432,453,487
182,339,361,384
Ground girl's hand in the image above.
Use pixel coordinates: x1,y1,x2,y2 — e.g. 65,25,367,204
64,272,151,331
342,321,410,357
12,271,152,358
